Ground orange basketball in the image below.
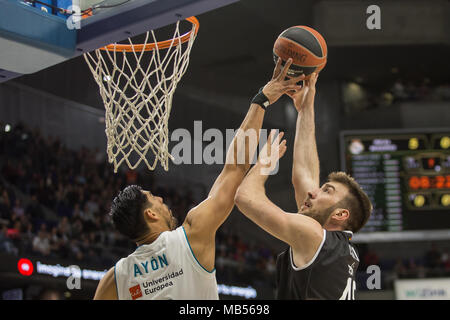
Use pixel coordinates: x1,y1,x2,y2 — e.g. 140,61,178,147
273,26,327,79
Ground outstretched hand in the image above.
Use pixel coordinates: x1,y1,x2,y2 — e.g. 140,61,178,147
262,58,305,105
254,129,287,177
287,72,318,112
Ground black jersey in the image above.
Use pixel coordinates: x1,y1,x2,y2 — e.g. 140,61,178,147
276,230,359,300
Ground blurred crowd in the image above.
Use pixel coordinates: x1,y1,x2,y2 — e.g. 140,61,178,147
0,122,278,288
357,243,450,290
390,79,450,103
215,228,278,288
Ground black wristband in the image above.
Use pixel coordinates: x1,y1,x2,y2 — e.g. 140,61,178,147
251,87,270,109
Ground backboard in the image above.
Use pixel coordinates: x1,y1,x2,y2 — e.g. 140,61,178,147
0,0,239,83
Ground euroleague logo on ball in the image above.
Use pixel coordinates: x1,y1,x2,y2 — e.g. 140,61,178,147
279,42,307,63
284,48,307,63
17,258,34,276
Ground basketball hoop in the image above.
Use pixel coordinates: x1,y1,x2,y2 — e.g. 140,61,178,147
84,17,199,173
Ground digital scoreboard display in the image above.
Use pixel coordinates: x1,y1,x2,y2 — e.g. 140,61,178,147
340,129,450,233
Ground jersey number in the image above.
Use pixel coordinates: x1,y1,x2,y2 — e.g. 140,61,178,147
339,278,356,300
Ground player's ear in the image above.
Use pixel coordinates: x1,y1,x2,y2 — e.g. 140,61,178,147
143,208,159,222
331,208,349,222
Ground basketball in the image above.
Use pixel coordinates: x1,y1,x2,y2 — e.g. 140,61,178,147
273,26,327,79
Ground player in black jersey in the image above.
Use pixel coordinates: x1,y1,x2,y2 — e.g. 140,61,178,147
234,73,373,300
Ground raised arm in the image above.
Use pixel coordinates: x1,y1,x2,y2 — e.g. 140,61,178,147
234,131,323,264
290,73,320,211
182,59,304,271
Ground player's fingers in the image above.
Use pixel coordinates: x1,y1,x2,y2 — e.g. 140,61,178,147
284,85,302,93
272,57,283,79
286,90,296,98
276,131,285,143
309,73,318,87
267,129,276,142
271,132,284,159
287,74,305,85
279,140,287,158
277,58,293,80
288,84,303,90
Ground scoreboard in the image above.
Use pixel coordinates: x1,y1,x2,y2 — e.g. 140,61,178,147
340,129,450,236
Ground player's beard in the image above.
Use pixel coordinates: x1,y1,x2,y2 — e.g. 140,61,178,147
160,203,178,230
302,205,335,226
164,209,178,230
169,214,178,230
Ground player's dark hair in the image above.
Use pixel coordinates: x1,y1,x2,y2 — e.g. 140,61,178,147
110,185,151,241
327,171,372,233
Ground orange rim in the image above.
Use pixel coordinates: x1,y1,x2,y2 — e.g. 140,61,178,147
101,16,199,52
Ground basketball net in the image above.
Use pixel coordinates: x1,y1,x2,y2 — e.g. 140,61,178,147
83,18,199,173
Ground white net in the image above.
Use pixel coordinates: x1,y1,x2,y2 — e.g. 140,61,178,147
83,19,198,173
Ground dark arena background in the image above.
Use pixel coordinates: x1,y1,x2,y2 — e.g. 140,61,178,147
0,0,449,302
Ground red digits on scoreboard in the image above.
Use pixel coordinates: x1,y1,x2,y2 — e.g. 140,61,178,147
409,176,448,189
409,176,420,189
427,158,435,169
420,176,430,189
436,176,445,189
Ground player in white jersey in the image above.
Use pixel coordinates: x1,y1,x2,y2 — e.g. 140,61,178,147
93,58,305,300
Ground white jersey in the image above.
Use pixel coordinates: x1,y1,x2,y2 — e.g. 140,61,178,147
114,226,218,300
